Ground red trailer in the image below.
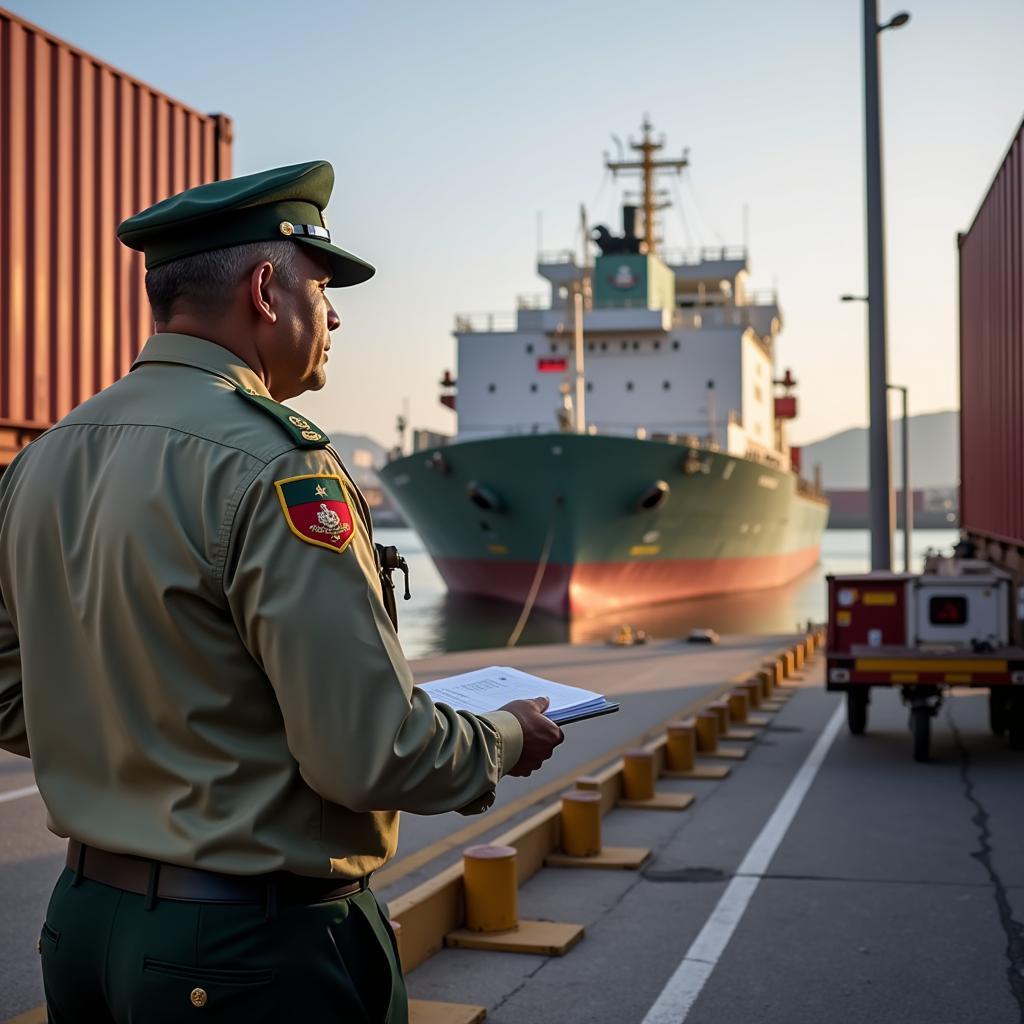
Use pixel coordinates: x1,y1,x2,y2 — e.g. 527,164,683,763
826,564,1024,760
0,7,233,470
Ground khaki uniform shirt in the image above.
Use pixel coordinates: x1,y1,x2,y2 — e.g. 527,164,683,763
0,334,523,879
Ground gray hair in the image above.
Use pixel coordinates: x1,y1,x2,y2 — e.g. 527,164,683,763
144,241,300,321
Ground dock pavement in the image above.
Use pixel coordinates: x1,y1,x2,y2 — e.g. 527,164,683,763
3,634,1022,1022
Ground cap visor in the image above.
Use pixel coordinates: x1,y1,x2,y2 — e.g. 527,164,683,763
296,236,375,287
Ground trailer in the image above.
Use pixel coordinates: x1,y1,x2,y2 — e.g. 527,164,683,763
826,561,1024,760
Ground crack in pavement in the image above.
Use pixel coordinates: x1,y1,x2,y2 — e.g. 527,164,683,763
948,703,1024,1021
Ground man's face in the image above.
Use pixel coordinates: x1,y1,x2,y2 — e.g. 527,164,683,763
261,248,340,401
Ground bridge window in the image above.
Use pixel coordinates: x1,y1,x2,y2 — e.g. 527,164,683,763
621,340,628,350
632,341,640,350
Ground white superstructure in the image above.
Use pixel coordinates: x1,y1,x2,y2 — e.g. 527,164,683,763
450,245,794,471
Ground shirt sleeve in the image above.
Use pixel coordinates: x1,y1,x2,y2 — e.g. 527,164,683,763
222,449,523,815
0,588,28,758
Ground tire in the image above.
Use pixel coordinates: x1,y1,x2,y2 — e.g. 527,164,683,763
846,689,869,736
1009,696,1024,752
911,705,931,762
989,689,1009,737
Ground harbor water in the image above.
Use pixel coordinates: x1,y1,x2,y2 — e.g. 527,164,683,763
378,527,959,660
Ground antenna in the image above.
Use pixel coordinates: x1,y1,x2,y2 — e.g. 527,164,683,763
605,118,688,256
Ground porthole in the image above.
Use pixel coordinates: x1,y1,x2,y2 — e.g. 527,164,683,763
526,343,534,354
530,383,538,392
487,383,496,393
626,381,634,391
663,380,671,390
672,340,680,350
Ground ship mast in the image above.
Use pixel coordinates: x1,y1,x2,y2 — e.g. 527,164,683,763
605,116,688,254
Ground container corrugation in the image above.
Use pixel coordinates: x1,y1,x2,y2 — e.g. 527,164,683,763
958,116,1024,549
0,7,232,465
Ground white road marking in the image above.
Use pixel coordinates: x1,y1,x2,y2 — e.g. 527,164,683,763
641,700,845,1024
0,783,39,804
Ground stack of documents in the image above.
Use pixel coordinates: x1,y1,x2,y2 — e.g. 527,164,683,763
419,666,618,725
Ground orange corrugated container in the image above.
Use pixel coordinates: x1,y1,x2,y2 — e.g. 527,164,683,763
0,7,232,467
959,115,1024,549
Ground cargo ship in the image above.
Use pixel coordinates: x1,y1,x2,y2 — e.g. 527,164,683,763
379,121,829,617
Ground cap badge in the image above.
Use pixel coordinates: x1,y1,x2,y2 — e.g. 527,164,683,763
278,221,295,236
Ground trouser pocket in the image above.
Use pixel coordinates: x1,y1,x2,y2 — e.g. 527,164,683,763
140,958,276,1022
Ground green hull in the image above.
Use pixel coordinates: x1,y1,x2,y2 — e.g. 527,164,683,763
379,433,829,617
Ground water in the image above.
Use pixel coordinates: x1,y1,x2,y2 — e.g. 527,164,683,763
376,527,961,660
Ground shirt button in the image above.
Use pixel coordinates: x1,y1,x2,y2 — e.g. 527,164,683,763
190,987,207,1008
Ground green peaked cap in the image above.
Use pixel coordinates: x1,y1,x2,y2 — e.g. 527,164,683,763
117,160,375,288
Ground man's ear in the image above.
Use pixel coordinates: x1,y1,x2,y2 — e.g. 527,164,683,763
249,261,277,324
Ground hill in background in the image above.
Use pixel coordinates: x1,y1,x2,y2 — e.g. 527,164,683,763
800,410,958,490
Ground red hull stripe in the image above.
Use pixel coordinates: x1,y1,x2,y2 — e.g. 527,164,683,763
434,546,822,617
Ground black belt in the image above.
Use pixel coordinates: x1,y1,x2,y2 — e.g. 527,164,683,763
66,840,367,907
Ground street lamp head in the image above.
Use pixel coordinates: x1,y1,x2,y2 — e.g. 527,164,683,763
882,11,911,30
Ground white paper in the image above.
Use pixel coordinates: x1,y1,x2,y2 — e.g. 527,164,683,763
419,666,606,719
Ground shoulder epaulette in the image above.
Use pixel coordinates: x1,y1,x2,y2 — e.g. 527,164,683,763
233,388,330,449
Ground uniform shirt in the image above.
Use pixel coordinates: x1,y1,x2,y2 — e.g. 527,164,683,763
0,334,523,879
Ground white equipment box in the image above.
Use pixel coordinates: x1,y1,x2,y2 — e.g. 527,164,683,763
909,572,1011,647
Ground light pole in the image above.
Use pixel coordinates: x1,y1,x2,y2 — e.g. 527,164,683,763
862,2,910,571
887,384,912,572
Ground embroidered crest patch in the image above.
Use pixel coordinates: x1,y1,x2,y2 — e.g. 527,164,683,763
274,474,355,553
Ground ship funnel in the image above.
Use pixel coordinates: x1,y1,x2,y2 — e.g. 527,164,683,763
622,205,639,242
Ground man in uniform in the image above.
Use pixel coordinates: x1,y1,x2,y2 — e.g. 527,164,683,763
0,160,564,1022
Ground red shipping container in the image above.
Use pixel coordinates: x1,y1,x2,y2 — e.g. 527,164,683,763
958,115,1024,549
0,8,233,468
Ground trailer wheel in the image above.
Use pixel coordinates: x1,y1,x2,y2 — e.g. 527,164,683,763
989,689,1009,737
846,689,869,735
911,705,931,762
1008,696,1024,752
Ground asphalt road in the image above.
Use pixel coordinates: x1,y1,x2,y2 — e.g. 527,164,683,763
0,634,791,1020
408,668,1024,1024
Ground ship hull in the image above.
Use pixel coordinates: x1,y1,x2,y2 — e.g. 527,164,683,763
379,433,829,618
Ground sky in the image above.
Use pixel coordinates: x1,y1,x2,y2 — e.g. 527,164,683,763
20,0,1024,448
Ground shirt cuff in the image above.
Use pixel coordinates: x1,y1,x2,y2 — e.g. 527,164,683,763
479,709,524,778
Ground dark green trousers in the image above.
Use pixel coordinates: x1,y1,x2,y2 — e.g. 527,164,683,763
40,867,408,1023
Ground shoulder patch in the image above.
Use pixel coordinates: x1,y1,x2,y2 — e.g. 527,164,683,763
234,389,329,448
274,474,356,553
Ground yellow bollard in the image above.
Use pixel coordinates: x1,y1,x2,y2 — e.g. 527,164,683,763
709,699,731,735
695,711,719,753
665,721,697,772
727,689,750,724
622,749,657,801
794,643,805,669
463,845,518,933
560,791,603,857
759,667,775,698
575,775,601,792
743,679,762,709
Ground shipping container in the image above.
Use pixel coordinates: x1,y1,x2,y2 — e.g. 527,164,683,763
0,7,232,467
958,115,1024,550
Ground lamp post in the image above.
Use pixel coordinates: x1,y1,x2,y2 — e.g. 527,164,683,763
862,2,910,571
887,384,912,572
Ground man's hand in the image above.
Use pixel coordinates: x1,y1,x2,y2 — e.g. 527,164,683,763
499,697,564,777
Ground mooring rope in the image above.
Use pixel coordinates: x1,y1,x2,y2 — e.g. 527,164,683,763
505,508,558,648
